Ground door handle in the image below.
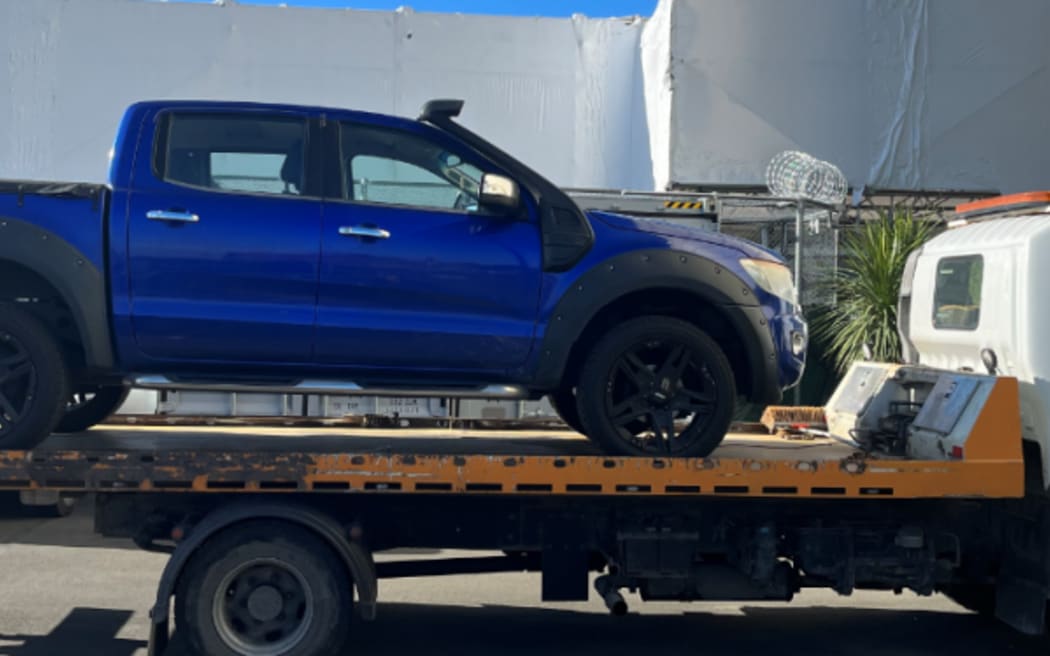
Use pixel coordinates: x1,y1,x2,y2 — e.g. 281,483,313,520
339,225,390,240
147,209,200,223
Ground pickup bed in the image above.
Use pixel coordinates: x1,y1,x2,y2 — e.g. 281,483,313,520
0,99,806,456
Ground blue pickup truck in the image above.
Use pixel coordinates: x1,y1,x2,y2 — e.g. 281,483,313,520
0,99,806,456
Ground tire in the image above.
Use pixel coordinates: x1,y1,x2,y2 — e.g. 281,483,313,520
0,305,69,450
54,385,130,433
548,388,585,434
176,521,353,656
575,316,735,458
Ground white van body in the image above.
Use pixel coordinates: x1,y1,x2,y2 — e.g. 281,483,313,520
902,209,1050,486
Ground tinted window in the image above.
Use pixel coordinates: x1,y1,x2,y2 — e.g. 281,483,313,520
933,255,983,330
159,113,307,196
340,123,484,212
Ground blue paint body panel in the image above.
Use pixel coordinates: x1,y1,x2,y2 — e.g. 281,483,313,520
316,201,542,373
0,99,807,396
0,192,106,271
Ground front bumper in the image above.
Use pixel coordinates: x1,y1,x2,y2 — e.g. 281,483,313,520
732,304,805,405
770,311,807,390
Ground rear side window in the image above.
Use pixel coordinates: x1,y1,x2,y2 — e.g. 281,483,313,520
933,255,983,330
156,113,308,196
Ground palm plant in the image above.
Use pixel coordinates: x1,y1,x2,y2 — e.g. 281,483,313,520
812,210,938,374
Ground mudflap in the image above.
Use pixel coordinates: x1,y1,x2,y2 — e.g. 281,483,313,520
147,616,169,656
996,497,1050,635
996,573,1047,635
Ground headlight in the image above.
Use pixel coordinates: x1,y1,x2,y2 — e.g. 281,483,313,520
740,259,797,304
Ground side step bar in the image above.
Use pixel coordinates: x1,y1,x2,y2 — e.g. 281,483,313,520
127,375,528,399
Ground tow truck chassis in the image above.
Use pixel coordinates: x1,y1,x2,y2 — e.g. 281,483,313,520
0,413,1032,654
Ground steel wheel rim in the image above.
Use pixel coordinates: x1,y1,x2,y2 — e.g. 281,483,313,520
212,557,315,656
0,332,37,438
603,337,718,456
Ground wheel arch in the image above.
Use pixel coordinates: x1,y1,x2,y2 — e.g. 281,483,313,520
0,218,114,370
150,499,377,643
561,288,757,397
532,249,780,404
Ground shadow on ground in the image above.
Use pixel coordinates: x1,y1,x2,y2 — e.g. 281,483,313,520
0,495,141,550
0,608,144,656
3,603,1044,656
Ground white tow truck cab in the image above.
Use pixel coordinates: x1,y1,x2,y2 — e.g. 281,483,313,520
899,191,1050,485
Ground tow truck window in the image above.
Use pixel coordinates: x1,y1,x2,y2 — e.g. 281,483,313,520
933,255,983,330
156,113,308,196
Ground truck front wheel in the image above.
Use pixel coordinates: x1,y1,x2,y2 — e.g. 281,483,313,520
575,316,735,458
0,305,69,450
175,521,353,656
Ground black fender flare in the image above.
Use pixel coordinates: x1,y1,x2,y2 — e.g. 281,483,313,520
531,248,781,403
0,217,114,369
149,499,377,639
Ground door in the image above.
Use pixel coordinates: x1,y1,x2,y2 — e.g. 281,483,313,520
315,119,542,373
126,110,323,364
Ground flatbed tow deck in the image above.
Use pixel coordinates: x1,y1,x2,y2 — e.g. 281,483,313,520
0,363,1043,656
0,422,1022,500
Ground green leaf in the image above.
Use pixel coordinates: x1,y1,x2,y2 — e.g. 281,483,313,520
811,209,939,374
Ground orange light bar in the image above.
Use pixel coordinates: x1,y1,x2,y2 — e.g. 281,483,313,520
956,191,1050,216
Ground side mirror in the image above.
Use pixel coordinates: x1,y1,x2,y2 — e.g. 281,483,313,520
981,348,999,375
479,173,521,213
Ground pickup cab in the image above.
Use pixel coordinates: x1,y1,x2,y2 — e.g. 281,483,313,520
0,99,806,456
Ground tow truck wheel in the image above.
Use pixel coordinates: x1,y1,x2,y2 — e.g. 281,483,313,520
576,316,735,458
54,385,130,433
0,305,69,450
176,521,353,656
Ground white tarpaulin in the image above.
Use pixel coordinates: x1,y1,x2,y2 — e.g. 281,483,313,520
643,0,1050,194
0,0,652,189
2,0,1047,195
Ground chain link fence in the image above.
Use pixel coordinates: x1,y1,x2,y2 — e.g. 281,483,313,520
718,199,839,308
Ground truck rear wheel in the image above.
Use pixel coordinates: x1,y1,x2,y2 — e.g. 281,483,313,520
0,305,69,450
54,385,130,433
575,316,735,458
175,521,353,656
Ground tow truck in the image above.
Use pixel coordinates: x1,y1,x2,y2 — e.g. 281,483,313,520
3,191,1050,656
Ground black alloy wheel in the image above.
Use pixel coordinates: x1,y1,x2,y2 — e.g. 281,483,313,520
0,333,37,440
549,387,586,434
0,306,68,449
576,317,735,458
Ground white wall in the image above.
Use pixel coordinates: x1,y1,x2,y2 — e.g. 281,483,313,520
0,0,652,189
643,0,1050,194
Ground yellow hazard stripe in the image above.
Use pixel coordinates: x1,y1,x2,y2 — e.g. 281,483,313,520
663,200,707,210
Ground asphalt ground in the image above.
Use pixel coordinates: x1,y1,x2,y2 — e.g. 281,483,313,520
0,495,1046,656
